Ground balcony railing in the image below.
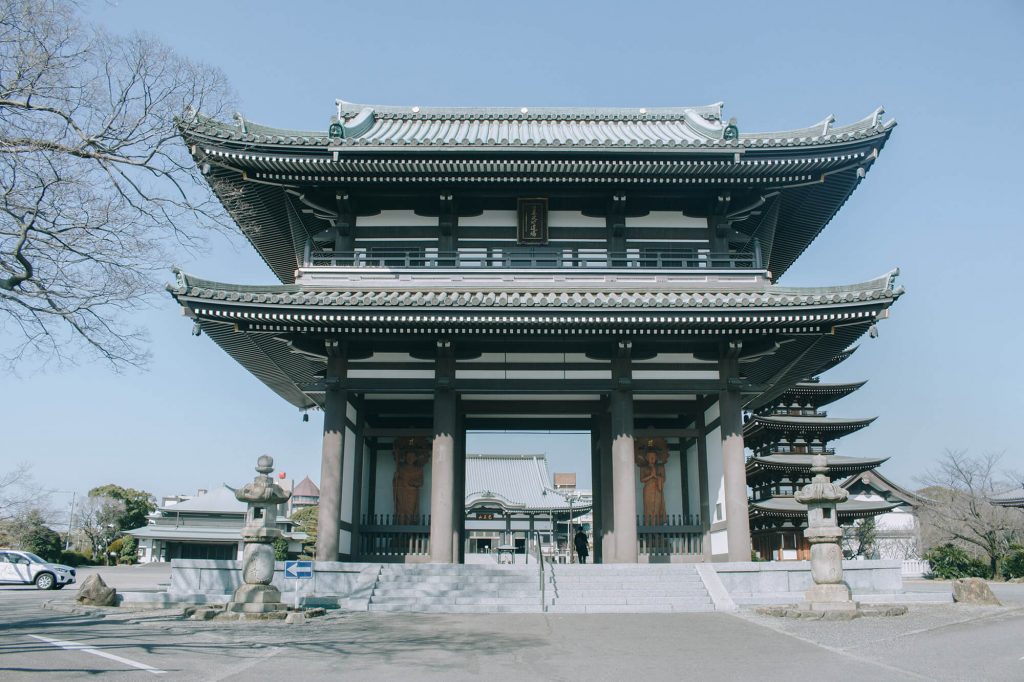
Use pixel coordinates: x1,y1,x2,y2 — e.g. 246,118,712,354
304,246,762,271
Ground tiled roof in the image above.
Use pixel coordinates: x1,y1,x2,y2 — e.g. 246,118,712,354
157,485,243,514
992,486,1024,505
171,270,902,312
750,497,896,519
746,454,887,474
465,454,583,512
188,103,893,152
292,476,320,497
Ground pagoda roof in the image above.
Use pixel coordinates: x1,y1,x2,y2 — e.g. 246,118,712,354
811,346,858,377
744,415,876,444
746,454,887,477
749,497,897,519
168,269,900,411
777,381,867,407
181,104,894,283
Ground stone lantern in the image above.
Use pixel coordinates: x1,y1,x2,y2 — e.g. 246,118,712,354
225,455,292,615
794,453,856,611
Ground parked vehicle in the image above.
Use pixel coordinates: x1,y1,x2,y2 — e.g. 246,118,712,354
0,550,77,590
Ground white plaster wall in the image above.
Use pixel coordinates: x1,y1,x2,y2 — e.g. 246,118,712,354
686,442,700,519
357,210,439,227
548,211,606,228
625,212,707,228
458,210,516,227
360,441,371,518
711,530,729,556
339,529,351,555
704,399,725,524
373,450,396,517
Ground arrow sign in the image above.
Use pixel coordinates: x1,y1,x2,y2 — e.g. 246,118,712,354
283,560,313,579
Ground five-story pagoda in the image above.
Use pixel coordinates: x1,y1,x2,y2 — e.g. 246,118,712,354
745,348,897,560
170,100,902,564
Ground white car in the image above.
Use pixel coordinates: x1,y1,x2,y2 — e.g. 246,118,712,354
0,550,77,590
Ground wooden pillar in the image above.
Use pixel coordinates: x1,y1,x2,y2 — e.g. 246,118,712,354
720,342,752,562
430,340,456,563
696,407,712,562
349,401,366,560
590,419,603,564
453,401,466,564
316,341,347,562
598,401,615,563
610,342,638,563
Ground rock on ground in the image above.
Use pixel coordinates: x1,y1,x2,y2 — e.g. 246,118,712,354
75,574,117,607
952,578,1001,605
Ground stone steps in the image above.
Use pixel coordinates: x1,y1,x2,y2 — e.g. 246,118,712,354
547,565,715,613
368,565,543,613
368,603,543,614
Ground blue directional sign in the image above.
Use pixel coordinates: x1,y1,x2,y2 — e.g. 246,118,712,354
284,560,313,579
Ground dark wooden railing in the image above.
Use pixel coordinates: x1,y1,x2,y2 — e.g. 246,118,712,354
636,514,703,557
358,514,430,559
305,247,762,271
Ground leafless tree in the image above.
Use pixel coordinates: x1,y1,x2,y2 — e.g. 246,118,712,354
73,494,124,563
0,462,47,522
0,0,234,371
917,450,1024,579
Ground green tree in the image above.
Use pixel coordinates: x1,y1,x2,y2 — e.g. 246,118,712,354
88,484,155,532
7,508,61,561
119,536,138,565
272,536,289,561
291,506,318,560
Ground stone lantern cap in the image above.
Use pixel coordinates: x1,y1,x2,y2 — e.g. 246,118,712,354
235,455,291,506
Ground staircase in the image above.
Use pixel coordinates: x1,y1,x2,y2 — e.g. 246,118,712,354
367,564,544,613
547,564,715,613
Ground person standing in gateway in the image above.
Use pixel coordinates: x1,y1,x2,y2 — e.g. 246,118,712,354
574,528,589,564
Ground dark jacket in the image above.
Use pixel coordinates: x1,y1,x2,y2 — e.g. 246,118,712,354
573,531,589,555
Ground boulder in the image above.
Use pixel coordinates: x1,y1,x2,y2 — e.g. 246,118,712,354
952,577,1001,605
75,574,117,607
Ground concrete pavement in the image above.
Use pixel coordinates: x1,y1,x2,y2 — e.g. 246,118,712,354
1,568,1023,680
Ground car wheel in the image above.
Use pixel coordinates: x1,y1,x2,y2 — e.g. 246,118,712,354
34,573,55,590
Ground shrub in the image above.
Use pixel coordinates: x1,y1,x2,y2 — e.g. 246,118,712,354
273,536,289,561
923,543,991,579
1003,547,1024,580
118,536,138,565
60,550,95,567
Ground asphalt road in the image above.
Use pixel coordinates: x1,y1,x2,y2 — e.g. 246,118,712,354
2,568,1023,681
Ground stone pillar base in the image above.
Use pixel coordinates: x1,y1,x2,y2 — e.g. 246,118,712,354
804,582,856,611
225,583,288,613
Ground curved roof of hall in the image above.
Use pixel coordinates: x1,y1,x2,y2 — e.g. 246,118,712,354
188,102,894,152
182,103,894,285
168,270,901,412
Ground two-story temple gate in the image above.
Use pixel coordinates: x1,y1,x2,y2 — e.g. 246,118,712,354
170,100,902,563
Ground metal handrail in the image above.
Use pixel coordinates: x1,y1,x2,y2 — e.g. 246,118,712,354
306,247,762,271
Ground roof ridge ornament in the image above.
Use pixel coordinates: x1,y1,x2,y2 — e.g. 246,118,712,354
330,100,376,140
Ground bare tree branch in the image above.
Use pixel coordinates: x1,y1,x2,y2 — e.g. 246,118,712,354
0,0,235,371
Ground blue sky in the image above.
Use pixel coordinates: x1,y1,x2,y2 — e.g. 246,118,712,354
5,0,1022,504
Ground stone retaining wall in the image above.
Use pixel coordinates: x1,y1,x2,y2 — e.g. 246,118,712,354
713,559,904,604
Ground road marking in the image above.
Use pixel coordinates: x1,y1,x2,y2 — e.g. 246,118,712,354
28,634,167,675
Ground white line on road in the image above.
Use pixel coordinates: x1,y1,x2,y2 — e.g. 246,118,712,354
28,634,167,675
